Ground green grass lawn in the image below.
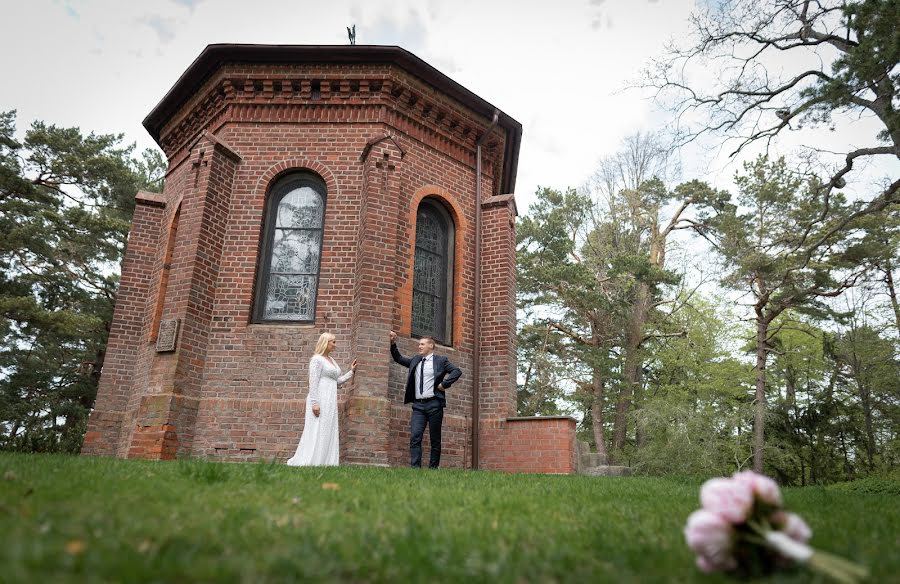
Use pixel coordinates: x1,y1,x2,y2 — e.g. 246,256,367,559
1,453,896,583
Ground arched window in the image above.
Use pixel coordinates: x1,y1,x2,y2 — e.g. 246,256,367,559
253,173,326,323
411,198,454,345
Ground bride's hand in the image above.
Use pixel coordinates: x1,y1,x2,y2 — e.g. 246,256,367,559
350,359,358,371
312,404,320,417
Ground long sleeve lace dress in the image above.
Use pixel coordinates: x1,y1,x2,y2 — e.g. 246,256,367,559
286,354,353,466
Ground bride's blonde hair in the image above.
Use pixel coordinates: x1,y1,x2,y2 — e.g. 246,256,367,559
313,332,336,356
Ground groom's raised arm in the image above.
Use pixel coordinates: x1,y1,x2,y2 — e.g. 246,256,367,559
389,330,411,368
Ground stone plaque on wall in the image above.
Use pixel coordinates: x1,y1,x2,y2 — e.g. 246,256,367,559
156,318,180,352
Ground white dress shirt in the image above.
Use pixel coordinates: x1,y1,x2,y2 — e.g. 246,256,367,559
415,353,436,399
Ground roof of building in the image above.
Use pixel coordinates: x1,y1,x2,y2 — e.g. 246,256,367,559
143,44,522,193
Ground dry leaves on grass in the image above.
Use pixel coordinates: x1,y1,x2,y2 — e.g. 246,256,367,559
65,540,86,555
321,482,341,491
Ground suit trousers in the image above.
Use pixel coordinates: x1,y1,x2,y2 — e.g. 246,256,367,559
409,398,444,468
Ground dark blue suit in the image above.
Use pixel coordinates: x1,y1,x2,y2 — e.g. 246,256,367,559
391,342,462,467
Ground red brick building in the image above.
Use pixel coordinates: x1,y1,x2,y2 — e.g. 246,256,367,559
82,44,576,473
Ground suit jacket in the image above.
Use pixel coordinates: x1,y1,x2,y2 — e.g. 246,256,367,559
390,342,462,406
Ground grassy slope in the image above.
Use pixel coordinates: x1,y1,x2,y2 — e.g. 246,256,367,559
1,453,895,583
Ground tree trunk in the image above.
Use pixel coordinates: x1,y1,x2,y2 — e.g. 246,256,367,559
853,361,876,471
634,369,646,449
843,331,877,472
591,371,608,462
808,429,818,485
785,375,796,408
635,222,665,450
863,396,875,471
883,260,900,337
521,360,534,406
753,315,769,473
839,430,852,481
613,281,649,458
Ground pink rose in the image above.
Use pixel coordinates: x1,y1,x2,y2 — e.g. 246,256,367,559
700,477,754,524
781,512,812,543
686,475,865,582
733,470,783,507
684,509,737,572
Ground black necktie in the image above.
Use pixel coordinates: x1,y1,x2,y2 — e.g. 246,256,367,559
418,358,426,397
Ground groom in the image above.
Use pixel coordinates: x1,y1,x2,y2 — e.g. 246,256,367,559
389,331,462,468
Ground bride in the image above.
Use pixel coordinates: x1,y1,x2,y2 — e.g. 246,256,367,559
287,332,357,466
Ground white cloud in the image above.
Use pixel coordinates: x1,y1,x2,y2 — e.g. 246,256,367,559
139,14,178,44
172,0,205,11
1,0,891,215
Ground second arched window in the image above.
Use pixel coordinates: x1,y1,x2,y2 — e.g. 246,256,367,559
412,198,455,345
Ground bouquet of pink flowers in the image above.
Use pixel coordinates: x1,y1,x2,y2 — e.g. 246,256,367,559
684,470,868,583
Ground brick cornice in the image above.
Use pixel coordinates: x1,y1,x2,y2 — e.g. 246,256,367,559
156,66,506,176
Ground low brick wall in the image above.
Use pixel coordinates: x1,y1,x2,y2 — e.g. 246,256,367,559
479,416,577,474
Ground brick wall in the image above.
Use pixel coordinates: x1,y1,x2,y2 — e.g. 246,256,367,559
480,417,578,474
83,52,576,474
478,193,518,422
82,191,165,456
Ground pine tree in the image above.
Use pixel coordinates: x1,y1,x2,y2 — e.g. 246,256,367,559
0,111,164,452
688,155,869,471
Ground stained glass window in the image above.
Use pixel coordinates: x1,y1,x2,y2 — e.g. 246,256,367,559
412,199,454,344
254,174,326,323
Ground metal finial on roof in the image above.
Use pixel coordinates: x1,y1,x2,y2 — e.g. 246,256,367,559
347,25,356,45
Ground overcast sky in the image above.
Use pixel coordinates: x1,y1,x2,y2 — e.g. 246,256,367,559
2,0,896,214
1,0,700,210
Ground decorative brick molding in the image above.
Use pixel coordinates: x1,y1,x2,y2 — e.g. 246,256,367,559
156,66,505,170
255,158,339,201
396,184,468,348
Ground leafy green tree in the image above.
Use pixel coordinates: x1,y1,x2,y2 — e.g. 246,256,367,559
0,111,164,452
688,155,875,472
834,322,900,472
633,297,755,476
518,132,731,464
765,314,900,484
517,145,721,462
763,316,838,485
571,132,717,461
641,0,900,477
516,320,570,417
846,212,900,335
517,186,627,461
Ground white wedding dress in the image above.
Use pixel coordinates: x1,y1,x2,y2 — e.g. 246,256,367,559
287,354,353,466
